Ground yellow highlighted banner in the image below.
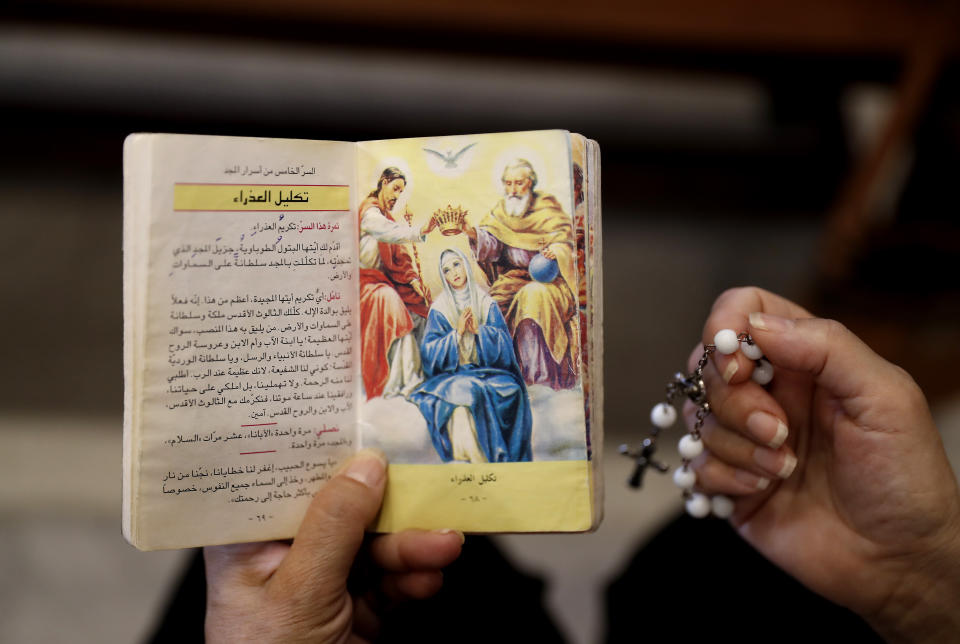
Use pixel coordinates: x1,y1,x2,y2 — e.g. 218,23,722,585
174,184,349,212
374,460,594,533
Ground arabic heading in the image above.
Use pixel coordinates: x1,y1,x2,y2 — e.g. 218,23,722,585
173,183,349,212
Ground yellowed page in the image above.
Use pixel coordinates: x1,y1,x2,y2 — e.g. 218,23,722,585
355,131,595,532
125,134,359,550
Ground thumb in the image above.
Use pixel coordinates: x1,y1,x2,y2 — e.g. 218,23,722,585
747,312,902,400
272,449,387,598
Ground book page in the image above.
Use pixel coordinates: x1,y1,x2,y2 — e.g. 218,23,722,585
125,135,359,550
354,131,593,532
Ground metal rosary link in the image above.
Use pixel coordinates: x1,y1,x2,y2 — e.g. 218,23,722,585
687,344,715,440
672,345,713,500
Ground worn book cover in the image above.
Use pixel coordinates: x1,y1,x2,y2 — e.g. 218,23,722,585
123,130,603,550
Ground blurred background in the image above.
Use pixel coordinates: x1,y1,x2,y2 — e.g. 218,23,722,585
1,0,959,642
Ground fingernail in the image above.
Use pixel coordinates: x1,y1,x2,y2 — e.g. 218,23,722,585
436,528,465,544
343,449,387,488
749,312,795,333
753,446,796,479
722,360,739,383
778,454,798,479
746,411,789,448
734,468,770,491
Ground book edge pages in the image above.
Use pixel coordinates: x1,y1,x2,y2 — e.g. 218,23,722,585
587,137,604,530
570,132,603,532
569,130,598,533
122,133,153,549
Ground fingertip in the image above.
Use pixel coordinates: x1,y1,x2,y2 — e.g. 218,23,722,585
370,529,463,572
721,356,740,384
339,448,388,490
745,410,789,449
430,530,465,567
434,528,465,546
748,311,795,334
691,453,771,496
383,570,445,601
752,445,798,480
285,453,390,573
712,352,753,385
427,529,464,563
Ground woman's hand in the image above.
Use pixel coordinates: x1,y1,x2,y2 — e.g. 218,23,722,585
689,287,960,642
204,449,463,643
457,308,476,336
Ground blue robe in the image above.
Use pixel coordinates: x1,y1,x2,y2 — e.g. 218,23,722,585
410,301,532,462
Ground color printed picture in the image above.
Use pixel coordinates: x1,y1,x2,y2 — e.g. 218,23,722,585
357,131,588,465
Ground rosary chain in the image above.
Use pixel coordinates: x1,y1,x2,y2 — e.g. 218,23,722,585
686,344,715,439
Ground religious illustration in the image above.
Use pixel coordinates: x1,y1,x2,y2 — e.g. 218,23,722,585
462,159,579,389
357,132,587,465
408,248,533,463
357,167,436,401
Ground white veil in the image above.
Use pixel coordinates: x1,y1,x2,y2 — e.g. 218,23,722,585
434,248,489,326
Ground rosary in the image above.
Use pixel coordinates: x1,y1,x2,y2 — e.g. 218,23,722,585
620,329,773,518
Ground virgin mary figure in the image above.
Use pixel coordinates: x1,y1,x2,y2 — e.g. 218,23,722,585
409,248,533,463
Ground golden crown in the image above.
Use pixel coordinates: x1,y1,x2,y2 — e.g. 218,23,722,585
433,204,468,236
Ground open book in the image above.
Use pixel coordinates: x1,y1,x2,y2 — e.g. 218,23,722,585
123,130,603,550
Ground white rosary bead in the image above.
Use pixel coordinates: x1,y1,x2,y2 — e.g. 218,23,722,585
711,494,735,518
678,434,704,459
751,358,774,385
713,329,740,355
672,465,696,490
685,493,711,518
740,341,763,361
650,402,677,428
